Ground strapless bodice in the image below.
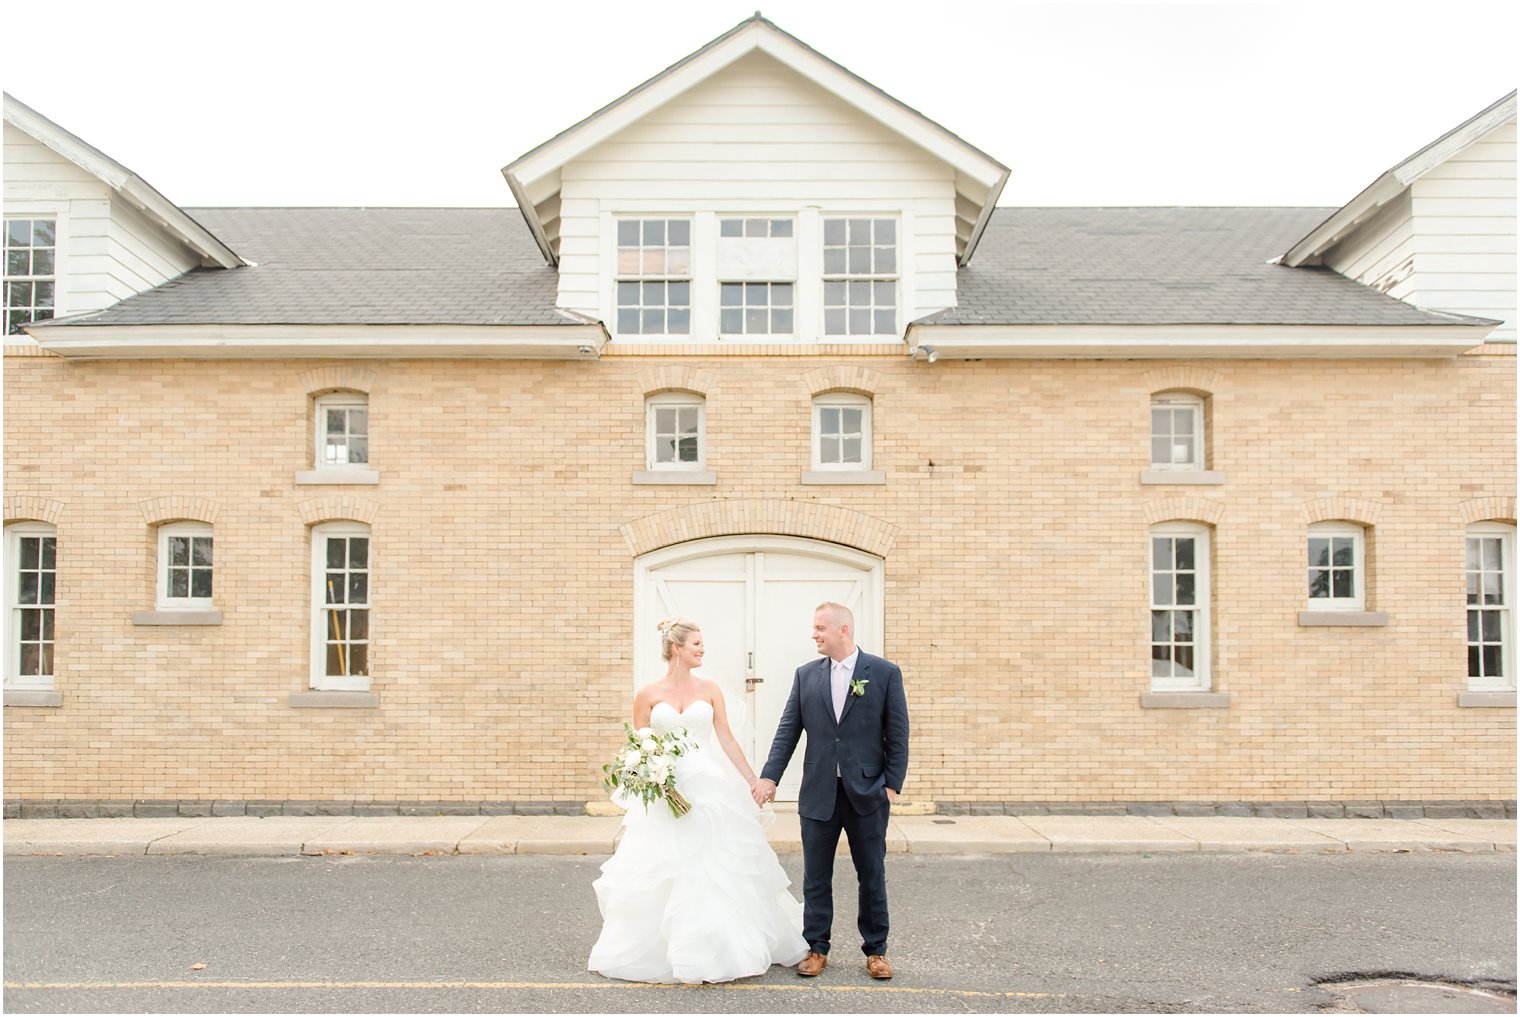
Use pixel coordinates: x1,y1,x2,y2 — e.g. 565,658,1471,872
650,699,714,739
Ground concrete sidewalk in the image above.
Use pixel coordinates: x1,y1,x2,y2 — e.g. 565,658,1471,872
4,814,1514,857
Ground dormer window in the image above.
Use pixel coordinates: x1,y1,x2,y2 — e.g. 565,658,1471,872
823,217,897,336
616,219,691,335
4,218,56,335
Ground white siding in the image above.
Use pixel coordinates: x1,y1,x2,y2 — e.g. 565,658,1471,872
1410,122,1517,342
555,50,960,338
3,122,200,321
1324,190,1416,300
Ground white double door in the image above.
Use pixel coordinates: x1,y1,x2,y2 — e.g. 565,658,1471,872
634,536,883,801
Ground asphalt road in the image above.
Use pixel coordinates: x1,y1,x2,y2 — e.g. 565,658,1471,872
4,852,1514,1013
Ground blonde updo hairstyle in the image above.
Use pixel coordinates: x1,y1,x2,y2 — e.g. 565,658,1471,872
657,617,700,661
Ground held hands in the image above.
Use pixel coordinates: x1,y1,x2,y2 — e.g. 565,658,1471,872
751,778,777,806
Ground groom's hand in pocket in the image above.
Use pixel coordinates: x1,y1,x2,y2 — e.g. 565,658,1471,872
752,778,776,806
885,788,899,804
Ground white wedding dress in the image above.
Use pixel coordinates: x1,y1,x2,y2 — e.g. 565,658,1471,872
588,699,810,983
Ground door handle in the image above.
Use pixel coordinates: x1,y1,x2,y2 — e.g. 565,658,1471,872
745,676,765,690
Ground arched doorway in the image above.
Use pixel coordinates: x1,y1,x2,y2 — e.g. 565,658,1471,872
633,536,884,801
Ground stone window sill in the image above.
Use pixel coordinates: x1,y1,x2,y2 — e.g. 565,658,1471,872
132,609,223,626
1140,692,1231,709
289,691,379,708
632,470,717,486
1297,611,1389,627
295,468,380,485
1139,470,1225,485
1458,691,1516,708
801,470,886,485
4,690,63,707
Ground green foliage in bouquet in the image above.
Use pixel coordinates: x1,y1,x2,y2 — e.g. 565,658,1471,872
602,722,697,817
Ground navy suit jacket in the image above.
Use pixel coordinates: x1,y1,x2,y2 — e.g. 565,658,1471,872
760,651,909,822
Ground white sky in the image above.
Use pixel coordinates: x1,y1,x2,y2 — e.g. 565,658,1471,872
4,0,1516,210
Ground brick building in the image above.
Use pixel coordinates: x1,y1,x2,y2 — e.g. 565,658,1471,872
3,17,1514,816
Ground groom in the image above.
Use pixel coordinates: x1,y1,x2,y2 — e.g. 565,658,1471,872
753,602,909,980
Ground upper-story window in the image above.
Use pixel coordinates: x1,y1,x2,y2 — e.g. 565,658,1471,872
823,218,896,337
617,219,691,336
4,523,56,690
720,282,794,336
157,523,214,609
812,394,872,471
5,218,56,335
646,393,706,470
1307,523,1366,612
317,393,369,467
1150,393,1203,470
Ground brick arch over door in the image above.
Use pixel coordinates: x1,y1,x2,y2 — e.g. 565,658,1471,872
618,499,898,559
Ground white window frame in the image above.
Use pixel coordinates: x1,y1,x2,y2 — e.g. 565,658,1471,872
645,393,707,471
4,522,57,691
811,394,872,471
4,216,59,338
1306,522,1367,612
156,522,214,610
614,217,692,338
315,392,369,468
310,522,372,692
1150,393,1204,470
1149,522,1211,692
718,281,795,337
821,216,899,338
1466,523,1516,691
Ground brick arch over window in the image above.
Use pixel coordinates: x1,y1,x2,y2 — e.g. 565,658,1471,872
1139,365,1225,397
636,366,716,399
3,497,63,526
137,496,223,527
801,366,881,398
1141,496,1224,527
299,366,376,398
1459,496,1517,526
298,497,380,527
1301,497,1386,527
620,499,898,558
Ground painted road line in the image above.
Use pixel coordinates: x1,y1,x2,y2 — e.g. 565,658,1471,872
5,980,1064,999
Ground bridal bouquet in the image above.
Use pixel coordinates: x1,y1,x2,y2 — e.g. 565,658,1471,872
602,723,696,818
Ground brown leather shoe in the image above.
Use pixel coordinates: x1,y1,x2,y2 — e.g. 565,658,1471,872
796,951,827,977
866,954,893,979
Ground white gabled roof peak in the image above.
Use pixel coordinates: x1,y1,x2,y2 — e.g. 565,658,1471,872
502,14,1009,267
1281,90,1517,268
3,93,244,270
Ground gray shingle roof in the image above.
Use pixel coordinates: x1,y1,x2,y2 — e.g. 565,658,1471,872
43,205,1485,331
917,207,1484,327
47,207,576,327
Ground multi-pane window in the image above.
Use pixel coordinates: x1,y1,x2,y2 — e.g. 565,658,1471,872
1150,393,1203,469
317,394,368,467
813,394,871,470
1307,523,1366,611
1150,524,1210,689
719,218,792,238
5,218,56,335
720,282,793,336
1467,524,1515,689
5,524,56,689
823,218,897,336
312,524,370,689
158,523,213,608
646,394,705,470
616,219,691,336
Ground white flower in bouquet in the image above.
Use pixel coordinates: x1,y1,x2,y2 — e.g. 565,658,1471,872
623,749,642,768
640,738,658,754
636,726,654,739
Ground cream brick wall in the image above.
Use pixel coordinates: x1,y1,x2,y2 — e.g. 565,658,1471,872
3,347,1514,802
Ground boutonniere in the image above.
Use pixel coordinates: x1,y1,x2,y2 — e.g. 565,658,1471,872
848,677,869,697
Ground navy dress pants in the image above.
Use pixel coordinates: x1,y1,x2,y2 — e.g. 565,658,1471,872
799,778,890,956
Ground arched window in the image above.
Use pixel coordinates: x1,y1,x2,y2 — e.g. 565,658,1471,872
812,393,872,472
1149,522,1211,690
1467,523,1516,691
1306,522,1367,612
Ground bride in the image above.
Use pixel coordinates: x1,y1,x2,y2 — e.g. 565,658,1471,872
588,617,810,983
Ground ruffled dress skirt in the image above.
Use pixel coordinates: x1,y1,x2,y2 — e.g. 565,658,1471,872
588,742,809,983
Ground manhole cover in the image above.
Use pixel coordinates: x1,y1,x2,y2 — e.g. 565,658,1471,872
1327,979,1515,1014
